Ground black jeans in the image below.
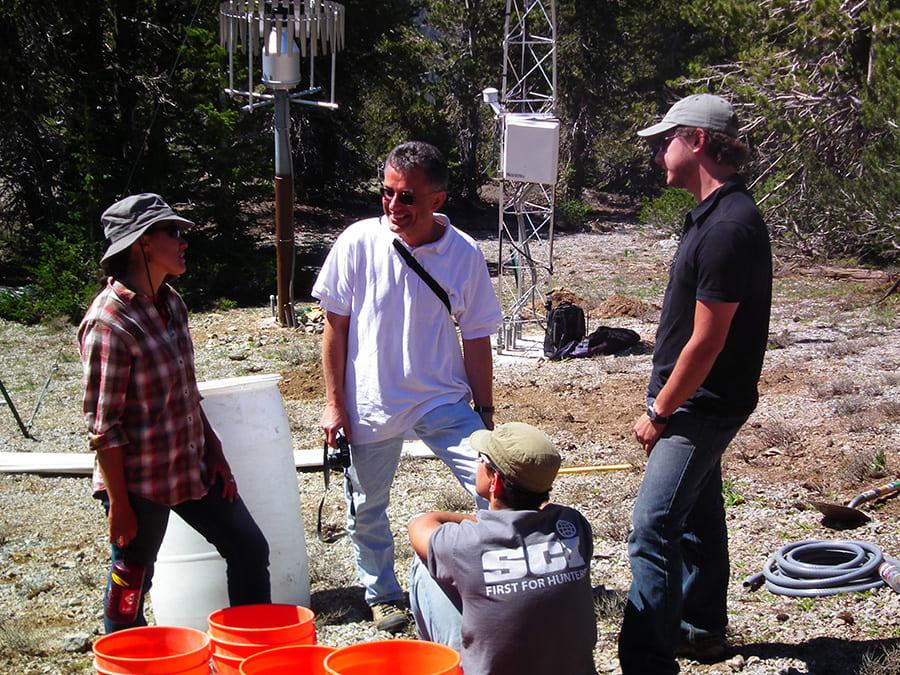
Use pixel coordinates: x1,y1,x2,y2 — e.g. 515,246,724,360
100,477,270,633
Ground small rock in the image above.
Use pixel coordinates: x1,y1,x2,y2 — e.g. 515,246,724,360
836,610,853,624
726,653,745,671
62,633,91,653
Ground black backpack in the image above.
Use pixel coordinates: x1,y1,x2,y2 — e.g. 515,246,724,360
570,325,641,358
543,302,586,360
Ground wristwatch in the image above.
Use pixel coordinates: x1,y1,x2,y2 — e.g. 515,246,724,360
646,404,669,425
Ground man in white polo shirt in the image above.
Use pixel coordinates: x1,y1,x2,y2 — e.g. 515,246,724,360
312,141,502,633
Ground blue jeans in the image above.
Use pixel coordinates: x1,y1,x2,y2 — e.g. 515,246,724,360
344,399,487,605
100,476,271,633
408,555,463,650
618,406,747,674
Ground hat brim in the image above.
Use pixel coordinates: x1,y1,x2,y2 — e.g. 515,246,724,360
100,214,193,262
636,120,679,138
469,428,493,457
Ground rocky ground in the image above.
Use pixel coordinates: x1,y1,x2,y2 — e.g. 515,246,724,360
1,214,900,674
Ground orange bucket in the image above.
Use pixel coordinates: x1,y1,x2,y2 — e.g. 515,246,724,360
211,651,242,675
324,640,461,675
93,657,210,675
209,628,315,660
92,626,210,675
239,644,336,675
208,604,315,645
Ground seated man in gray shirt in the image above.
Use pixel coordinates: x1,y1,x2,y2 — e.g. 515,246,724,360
408,422,597,675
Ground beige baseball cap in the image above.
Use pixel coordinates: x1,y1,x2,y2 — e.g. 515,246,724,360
470,422,561,493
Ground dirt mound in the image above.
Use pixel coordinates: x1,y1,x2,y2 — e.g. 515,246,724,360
591,293,650,319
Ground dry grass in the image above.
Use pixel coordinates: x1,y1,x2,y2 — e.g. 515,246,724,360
594,507,632,543
593,587,627,622
809,377,857,399
750,415,803,456
0,620,43,657
842,448,889,483
858,645,900,675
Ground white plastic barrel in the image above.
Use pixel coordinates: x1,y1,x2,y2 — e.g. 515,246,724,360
149,374,310,630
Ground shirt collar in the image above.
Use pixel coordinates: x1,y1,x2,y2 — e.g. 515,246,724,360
381,213,452,252
685,174,746,231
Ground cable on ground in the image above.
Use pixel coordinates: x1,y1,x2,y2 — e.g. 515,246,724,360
743,539,899,597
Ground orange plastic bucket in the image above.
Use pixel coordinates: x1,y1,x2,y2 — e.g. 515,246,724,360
211,652,243,675
92,626,210,675
208,604,315,645
93,657,210,675
324,640,461,675
209,627,315,659
209,635,268,660
239,644,336,675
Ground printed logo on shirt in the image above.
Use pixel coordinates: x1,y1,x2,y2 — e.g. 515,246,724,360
481,519,588,597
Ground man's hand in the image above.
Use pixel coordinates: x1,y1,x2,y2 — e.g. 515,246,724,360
408,511,477,560
477,409,495,431
634,413,665,457
321,402,351,447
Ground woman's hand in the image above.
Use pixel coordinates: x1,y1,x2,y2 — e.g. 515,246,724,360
108,501,138,548
208,452,238,502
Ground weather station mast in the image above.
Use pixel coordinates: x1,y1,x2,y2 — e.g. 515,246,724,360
483,0,559,352
219,0,345,327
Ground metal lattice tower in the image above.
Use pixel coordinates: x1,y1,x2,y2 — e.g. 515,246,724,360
219,0,345,327
488,0,558,351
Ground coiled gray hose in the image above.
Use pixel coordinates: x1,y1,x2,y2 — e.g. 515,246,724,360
744,540,899,597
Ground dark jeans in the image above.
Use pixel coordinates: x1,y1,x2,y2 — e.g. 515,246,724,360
100,476,270,633
618,406,747,674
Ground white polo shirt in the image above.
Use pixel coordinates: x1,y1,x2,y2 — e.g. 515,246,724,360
312,214,502,444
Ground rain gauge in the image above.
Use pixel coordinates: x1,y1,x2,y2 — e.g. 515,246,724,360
219,0,346,326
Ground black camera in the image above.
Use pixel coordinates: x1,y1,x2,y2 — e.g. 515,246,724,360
319,432,352,543
324,432,352,473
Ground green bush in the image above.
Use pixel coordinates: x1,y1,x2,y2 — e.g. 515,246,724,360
0,233,99,325
638,188,696,236
556,196,592,230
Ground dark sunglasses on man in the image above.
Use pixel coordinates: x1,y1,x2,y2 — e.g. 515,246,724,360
379,186,420,206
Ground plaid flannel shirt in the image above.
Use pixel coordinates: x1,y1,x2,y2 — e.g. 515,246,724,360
79,279,209,505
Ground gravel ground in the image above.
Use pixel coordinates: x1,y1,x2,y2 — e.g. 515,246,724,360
1,222,900,674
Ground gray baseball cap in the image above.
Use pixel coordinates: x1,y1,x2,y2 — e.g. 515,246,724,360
470,422,561,493
100,193,193,262
637,94,739,138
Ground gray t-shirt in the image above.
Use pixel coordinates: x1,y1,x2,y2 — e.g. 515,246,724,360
428,504,597,675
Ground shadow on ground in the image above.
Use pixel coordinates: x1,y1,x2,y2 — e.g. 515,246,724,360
736,636,900,675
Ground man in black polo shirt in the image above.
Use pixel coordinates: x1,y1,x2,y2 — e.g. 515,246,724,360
618,94,772,674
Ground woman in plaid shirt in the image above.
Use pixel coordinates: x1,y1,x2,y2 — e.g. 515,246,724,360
79,194,271,633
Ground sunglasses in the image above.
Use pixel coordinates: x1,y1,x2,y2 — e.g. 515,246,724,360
652,131,683,156
149,225,182,239
380,186,431,206
478,453,501,475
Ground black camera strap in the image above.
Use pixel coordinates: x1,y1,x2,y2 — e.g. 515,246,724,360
317,438,350,544
392,238,451,313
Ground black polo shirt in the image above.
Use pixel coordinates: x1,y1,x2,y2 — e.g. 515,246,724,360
648,175,772,417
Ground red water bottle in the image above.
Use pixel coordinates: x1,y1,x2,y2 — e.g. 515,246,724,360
105,560,145,623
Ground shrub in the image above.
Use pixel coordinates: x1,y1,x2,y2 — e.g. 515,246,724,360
638,188,695,235
556,196,592,230
0,232,99,325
